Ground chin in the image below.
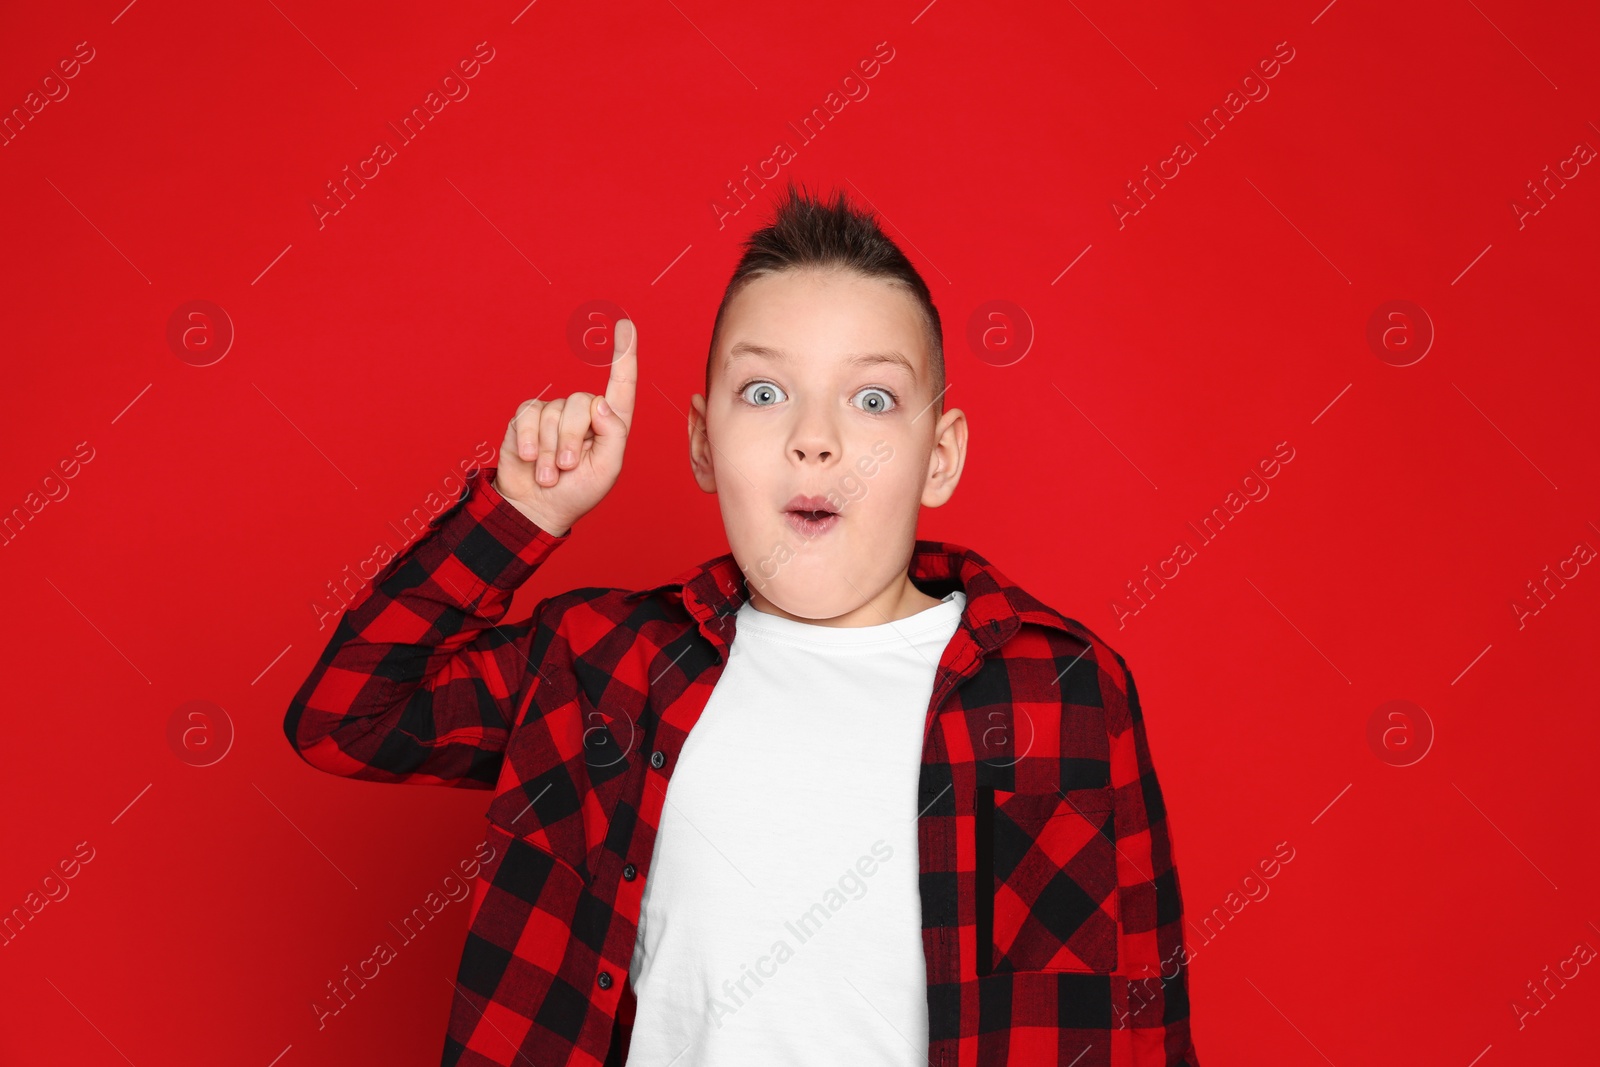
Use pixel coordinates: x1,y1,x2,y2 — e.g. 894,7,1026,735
751,584,849,621
734,537,849,609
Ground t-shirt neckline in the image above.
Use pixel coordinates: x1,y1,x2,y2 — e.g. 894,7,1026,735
732,589,967,649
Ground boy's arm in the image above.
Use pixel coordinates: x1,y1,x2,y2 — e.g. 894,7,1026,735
282,466,569,789
1108,657,1201,1065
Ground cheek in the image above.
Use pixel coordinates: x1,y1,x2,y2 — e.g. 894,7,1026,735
845,437,921,510
711,433,776,515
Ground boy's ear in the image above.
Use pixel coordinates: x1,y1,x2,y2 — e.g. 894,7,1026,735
921,406,967,508
688,393,717,493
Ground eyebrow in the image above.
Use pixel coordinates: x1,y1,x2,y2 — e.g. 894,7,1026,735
725,342,918,379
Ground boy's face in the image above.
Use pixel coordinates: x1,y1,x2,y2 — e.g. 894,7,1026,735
689,268,967,623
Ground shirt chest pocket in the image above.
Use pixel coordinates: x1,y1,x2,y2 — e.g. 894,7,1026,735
484,689,632,883
977,784,1119,975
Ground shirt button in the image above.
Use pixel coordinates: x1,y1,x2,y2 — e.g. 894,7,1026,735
597,971,613,990
622,863,637,881
650,749,666,769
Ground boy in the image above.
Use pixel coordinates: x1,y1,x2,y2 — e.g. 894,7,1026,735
284,184,1200,1066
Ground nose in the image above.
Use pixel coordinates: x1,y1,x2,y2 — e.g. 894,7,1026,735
789,428,836,464
788,401,839,465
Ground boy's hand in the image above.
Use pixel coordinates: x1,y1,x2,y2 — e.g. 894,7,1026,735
492,318,637,536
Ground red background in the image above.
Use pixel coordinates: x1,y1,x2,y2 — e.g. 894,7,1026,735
3,1,1597,1063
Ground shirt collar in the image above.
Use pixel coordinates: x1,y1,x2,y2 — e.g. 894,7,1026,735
622,540,1080,656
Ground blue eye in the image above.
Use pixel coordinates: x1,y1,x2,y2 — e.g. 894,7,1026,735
855,387,898,414
739,380,786,406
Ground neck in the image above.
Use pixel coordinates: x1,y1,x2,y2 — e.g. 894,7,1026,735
746,573,943,628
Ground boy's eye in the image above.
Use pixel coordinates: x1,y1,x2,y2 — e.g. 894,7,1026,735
737,381,898,413
854,386,898,414
740,380,786,406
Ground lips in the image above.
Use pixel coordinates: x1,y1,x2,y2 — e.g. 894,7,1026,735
783,494,838,518
783,493,842,538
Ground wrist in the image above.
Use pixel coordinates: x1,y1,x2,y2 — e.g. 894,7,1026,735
490,477,571,537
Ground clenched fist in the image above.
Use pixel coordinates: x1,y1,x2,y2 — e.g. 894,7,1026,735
492,318,637,536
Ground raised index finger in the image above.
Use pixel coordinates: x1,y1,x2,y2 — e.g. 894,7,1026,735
604,318,638,427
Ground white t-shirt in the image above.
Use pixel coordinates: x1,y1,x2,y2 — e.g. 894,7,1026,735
624,589,968,1067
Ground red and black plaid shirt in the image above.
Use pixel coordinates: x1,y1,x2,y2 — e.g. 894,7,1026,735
284,465,1201,1066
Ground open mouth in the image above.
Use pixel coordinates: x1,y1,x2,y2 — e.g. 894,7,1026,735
783,495,841,537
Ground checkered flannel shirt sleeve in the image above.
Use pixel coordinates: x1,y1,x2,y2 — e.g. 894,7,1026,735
1110,656,1200,1064
283,466,569,788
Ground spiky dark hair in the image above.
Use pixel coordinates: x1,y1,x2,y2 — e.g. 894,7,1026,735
704,181,945,415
